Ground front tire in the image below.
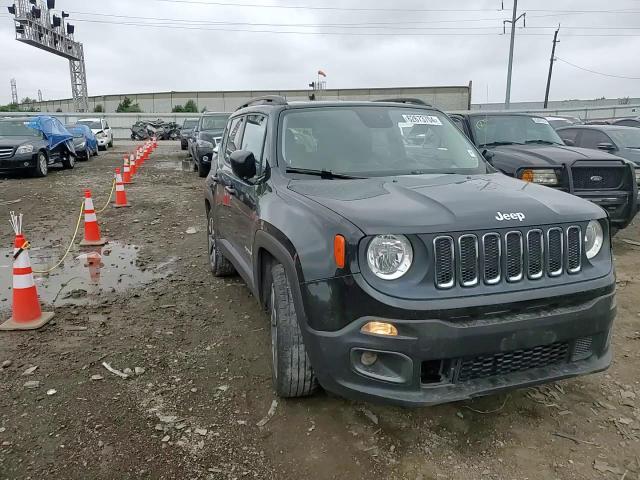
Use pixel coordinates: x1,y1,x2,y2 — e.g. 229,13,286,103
207,208,235,276
269,263,318,398
197,159,209,178
33,151,48,177
62,154,75,169
108,138,114,148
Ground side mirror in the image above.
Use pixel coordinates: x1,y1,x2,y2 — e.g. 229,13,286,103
213,144,220,154
230,150,257,179
563,138,575,147
482,149,495,163
597,142,616,152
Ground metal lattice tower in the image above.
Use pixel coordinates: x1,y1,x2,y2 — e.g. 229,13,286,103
37,89,43,102
10,78,18,104
7,0,89,112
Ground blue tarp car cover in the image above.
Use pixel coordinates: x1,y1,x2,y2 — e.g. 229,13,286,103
69,124,98,152
26,116,75,152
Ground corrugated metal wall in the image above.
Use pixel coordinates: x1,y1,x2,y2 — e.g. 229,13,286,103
28,84,472,114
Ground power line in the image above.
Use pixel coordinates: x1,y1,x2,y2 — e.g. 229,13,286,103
555,57,640,80
143,0,640,14
53,17,640,36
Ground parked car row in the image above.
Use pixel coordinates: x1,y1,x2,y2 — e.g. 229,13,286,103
182,113,230,177
0,115,102,177
202,96,616,406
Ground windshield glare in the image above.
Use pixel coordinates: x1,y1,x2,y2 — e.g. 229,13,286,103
280,107,487,177
201,115,229,130
0,120,41,137
610,129,640,148
77,120,102,130
472,115,563,146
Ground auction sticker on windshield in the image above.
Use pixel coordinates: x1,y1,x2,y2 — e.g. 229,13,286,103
532,118,550,124
402,114,442,126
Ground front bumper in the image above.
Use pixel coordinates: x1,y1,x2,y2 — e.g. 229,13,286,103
0,153,37,172
577,191,637,228
96,137,108,147
299,276,616,406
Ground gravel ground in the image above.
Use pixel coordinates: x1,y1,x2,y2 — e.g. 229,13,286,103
0,143,639,480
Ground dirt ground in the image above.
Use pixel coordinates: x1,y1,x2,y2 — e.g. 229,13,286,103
0,143,639,480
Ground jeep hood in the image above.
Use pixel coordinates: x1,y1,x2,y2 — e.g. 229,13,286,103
287,173,605,234
490,143,621,168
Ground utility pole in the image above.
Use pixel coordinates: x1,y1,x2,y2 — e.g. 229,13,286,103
10,78,18,105
543,26,560,109
504,0,526,109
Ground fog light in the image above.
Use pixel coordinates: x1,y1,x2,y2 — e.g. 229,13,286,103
361,321,398,337
203,156,209,162
360,351,378,366
24,162,29,167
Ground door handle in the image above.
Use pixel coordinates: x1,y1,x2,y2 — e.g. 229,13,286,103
224,186,236,196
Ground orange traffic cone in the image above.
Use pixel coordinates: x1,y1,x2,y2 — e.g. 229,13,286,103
80,190,107,246
114,168,130,208
0,214,54,331
123,156,133,184
130,152,137,176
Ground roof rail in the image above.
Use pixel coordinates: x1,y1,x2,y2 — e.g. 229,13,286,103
237,95,288,111
374,98,431,107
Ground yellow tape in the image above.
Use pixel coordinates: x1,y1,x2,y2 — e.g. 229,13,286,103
32,201,85,275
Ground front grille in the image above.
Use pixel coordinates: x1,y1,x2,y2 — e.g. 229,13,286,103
0,147,14,159
572,166,625,190
457,342,569,382
434,226,582,289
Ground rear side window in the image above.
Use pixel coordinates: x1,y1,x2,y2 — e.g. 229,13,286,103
579,130,611,149
240,115,268,172
558,128,579,144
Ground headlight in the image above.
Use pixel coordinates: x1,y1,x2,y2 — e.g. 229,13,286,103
197,139,214,149
366,235,413,280
96,132,106,139
585,220,604,259
16,144,34,154
520,169,559,186
78,141,86,149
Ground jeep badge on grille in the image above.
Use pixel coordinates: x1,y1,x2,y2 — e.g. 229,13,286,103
495,212,526,222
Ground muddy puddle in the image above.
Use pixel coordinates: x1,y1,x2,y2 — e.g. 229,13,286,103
0,242,175,310
151,159,194,172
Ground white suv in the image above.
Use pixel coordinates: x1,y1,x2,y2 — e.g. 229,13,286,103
77,118,113,150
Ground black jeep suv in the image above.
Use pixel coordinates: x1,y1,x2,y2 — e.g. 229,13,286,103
449,112,639,233
204,97,616,406
189,112,230,177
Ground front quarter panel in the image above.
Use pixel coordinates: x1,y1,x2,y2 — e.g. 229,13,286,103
259,184,364,283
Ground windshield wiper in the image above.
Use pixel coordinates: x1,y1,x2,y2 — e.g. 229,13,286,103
478,141,524,147
525,139,560,145
285,167,363,179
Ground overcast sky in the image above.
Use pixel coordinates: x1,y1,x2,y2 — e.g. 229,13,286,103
1,0,639,106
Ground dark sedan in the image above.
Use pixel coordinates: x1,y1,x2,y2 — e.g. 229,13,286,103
557,125,640,168
612,117,640,128
0,117,74,177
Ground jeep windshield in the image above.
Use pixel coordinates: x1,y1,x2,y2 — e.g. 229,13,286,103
201,115,229,131
183,119,198,129
0,120,41,137
280,106,488,177
471,115,564,148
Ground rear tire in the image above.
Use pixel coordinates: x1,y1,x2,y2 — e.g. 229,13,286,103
207,208,235,276
33,151,48,177
269,263,318,398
